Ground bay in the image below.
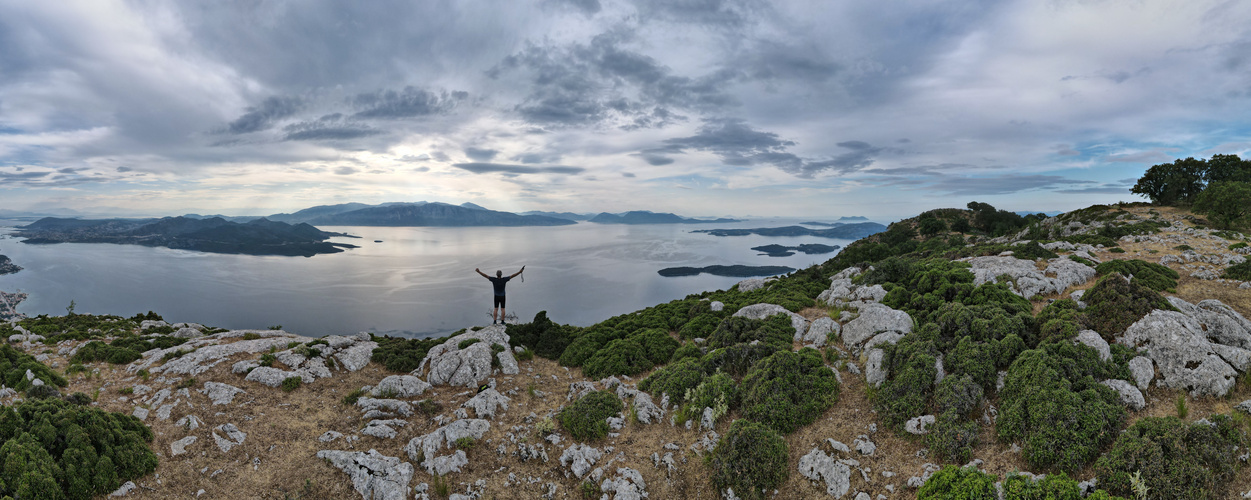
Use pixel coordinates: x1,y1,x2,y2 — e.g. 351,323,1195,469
0,219,853,338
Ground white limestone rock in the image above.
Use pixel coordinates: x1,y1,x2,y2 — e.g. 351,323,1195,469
797,448,851,497
462,388,511,420
710,301,724,312
405,419,491,472
862,331,904,352
864,349,887,388
1127,356,1154,391
419,325,510,387
905,415,936,435
371,375,432,398
362,419,408,439
171,436,197,456
732,303,809,338
244,366,301,388
1101,380,1146,410
1121,310,1237,397
631,392,663,425
212,423,246,453
842,302,913,350
1074,330,1110,362
804,317,839,346
200,381,246,405
427,450,469,476
175,415,203,431
600,468,648,500
559,444,602,479
334,341,379,372
317,449,414,500
735,278,771,292
357,398,414,418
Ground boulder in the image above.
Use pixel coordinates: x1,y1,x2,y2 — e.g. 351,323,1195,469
559,444,602,479
797,448,851,497
362,419,407,439
497,349,520,375
962,256,1095,299
426,450,469,476
905,415,936,435
419,326,511,387
735,278,770,292
200,382,246,405
244,366,302,387
405,419,491,472
862,331,904,352
600,468,648,500
170,436,197,456
1194,299,1251,350
732,303,809,338
371,375,432,398
804,317,839,346
1128,356,1154,391
334,341,379,372
842,303,913,350
462,389,511,420
357,398,414,418
1122,310,1237,397
864,349,887,388
212,423,246,453
710,301,724,312
1101,379,1146,410
317,449,414,500
1211,343,1251,372
1074,330,1110,362
631,392,663,425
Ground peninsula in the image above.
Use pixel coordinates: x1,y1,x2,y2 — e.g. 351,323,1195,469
751,243,840,257
271,202,574,227
0,254,19,275
693,222,887,239
14,216,356,257
657,264,795,277
589,211,739,225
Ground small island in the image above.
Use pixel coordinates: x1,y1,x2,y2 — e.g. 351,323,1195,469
15,216,357,257
657,264,795,277
751,243,840,257
692,222,886,239
0,254,20,275
589,210,740,225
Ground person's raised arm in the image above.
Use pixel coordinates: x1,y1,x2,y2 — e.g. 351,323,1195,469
475,268,490,278
509,265,525,278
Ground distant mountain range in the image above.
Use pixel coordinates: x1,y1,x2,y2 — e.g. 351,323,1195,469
588,211,740,225
15,217,356,257
693,222,887,239
269,202,575,227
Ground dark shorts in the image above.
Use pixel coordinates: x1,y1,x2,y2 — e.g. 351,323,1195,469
494,295,506,308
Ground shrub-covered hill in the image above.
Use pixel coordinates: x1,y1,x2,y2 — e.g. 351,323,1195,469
4,201,1251,499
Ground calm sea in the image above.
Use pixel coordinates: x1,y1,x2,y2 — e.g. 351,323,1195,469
0,219,855,338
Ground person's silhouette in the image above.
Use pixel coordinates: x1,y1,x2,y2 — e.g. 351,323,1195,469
476,266,524,324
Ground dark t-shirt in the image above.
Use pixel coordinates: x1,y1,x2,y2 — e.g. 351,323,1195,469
487,276,511,296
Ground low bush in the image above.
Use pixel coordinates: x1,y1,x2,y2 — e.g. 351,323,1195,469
669,342,702,363
639,357,706,404
1094,415,1245,499
1081,273,1174,338
1094,259,1178,292
927,409,980,463
1002,471,1107,500
370,334,448,372
996,348,1125,472
701,341,785,377
1,345,67,391
933,374,982,415
581,339,653,380
13,313,139,345
740,348,839,434
559,390,623,441
875,335,938,430
1036,299,1081,342
341,388,365,406
1225,260,1251,280
708,419,789,500
632,328,679,365
70,341,143,365
0,398,157,499
917,465,997,499
281,376,302,392
457,338,481,350
679,372,738,424
678,313,722,340
706,315,793,351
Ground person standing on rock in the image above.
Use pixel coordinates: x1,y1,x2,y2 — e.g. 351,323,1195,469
476,266,524,325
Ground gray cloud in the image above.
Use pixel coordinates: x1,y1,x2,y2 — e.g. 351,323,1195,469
452,162,585,175
0,170,51,181
115,166,132,172
547,0,601,16
225,96,303,134
283,121,383,141
333,166,358,175
865,171,1096,196
653,118,883,177
489,31,737,128
632,0,765,26
465,147,499,161
513,152,561,164
350,87,466,119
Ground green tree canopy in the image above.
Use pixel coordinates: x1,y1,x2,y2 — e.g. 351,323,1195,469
1193,181,1251,229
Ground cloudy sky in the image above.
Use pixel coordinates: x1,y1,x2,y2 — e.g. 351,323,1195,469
2,0,1250,219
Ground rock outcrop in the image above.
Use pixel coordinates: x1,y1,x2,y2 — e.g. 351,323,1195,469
732,303,809,338
418,325,518,387
797,448,851,497
317,449,414,500
841,302,913,351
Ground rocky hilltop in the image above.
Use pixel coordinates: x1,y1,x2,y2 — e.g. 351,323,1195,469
3,202,1251,500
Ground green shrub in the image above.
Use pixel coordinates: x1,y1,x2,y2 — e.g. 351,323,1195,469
680,372,738,424
341,388,365,406
416,399,443,415
370,334,448,372
917,465,997,499
259,353,276,367
1094,259,1179,292
1036,299,1082,342
559,391,623,441
945,337,996,392
670,342,702,363
631,328,679,365
927,409,980,463
281,376,302,392
1081,273,1174,338
701,342,785,377
1108,247,1125,253
934,374,982,415
875,335,938,430
0,398,157,499
581,339,653,380
1225,260,1251,280
678,313,723,340
997,348,1125,472
1231,242,1249,250
1095,415,1245,499
639,357,707,404
515,347,534,361
242,332,261,340
1002,471,1087,500
1068,255,1095,267
457,338,481,350
706,315,793,351
26,384,61,399
740,348,839,434
708,419,789,500
1,345,67,391
70,341,143,365
507,311,580,359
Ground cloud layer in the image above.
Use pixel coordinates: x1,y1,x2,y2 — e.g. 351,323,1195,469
3,0,1250,218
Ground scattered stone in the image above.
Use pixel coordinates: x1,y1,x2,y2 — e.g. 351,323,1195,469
1074,330,1111,362
1101,380,1146,410
804,317,839,346
132,407,149,421
405,419,491,473
427,450,469,476
853,435,876,456
109,481,137,497
798,448,851,497
371,375,432,398
244,366,301,388
864,349,887,388
320,431,345,443
362,419,408,439
171,436,198,456
1127,356,1154,391
212,423,247,453
560,444,603,479
200,381,246,405
175,415,203,431
600,467,648,500
905,415,936,435
317,449,414,500
462,388,511,420
827,439,851,454
357,398,414,418
631,392,663,425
